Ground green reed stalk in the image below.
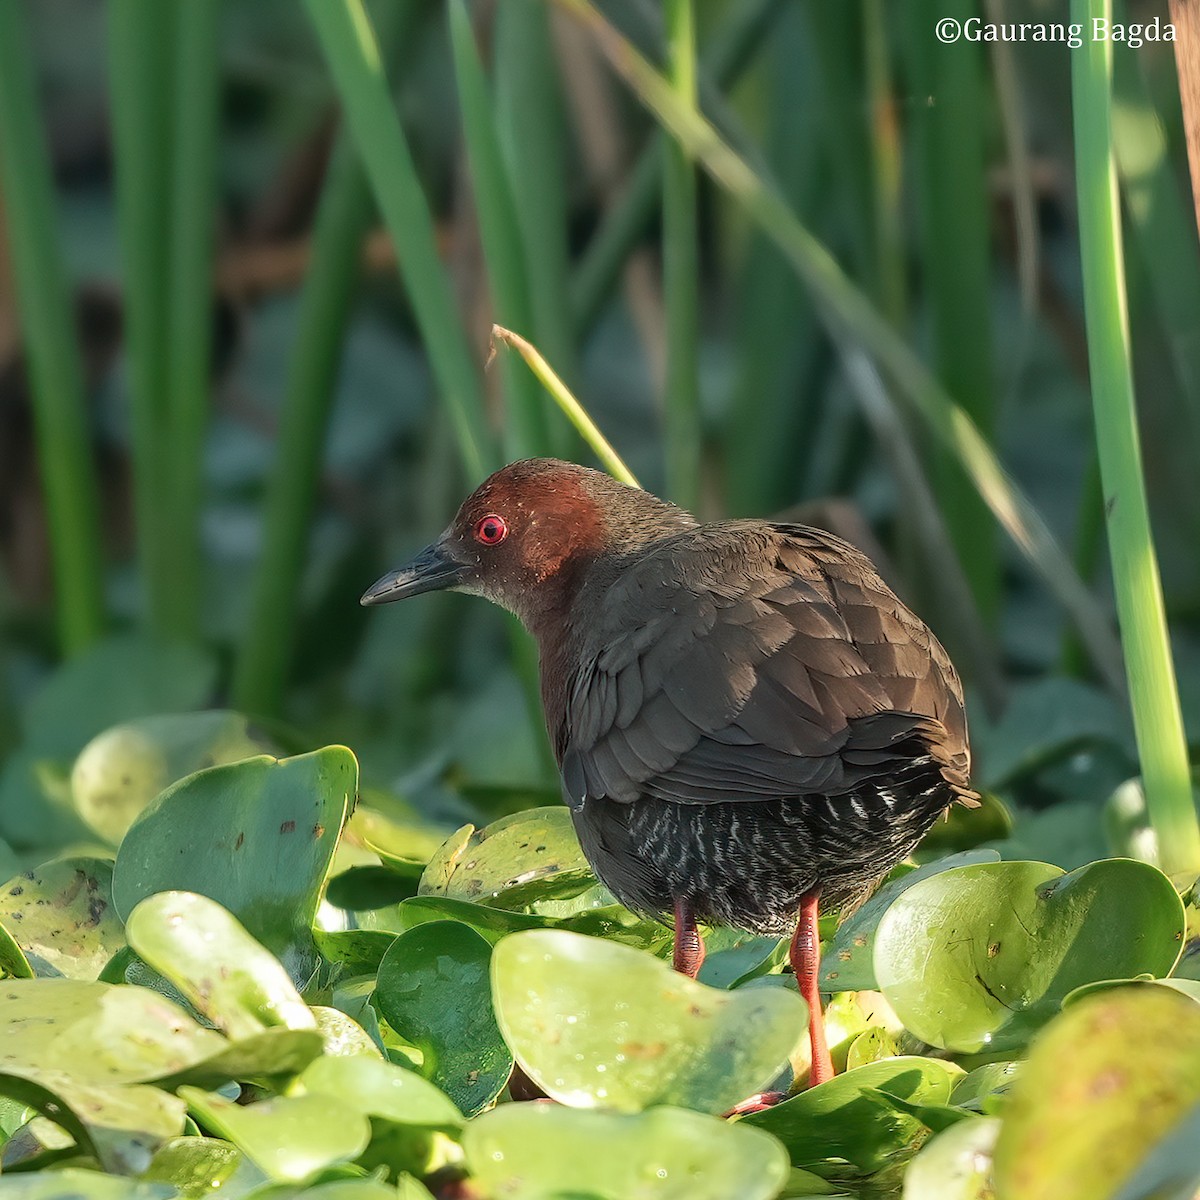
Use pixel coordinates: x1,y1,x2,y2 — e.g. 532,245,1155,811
494,0,578,397
906,0,999,624
232,1,424,717
230,144,376,718
447,0,549,460
492,326,638,488
570,0,780,333
557,0,1125,694
108,0,178,639
304,0,493,482
164,0,221,640
1071,0,1200,876
0,0,105,653
662,0,701,511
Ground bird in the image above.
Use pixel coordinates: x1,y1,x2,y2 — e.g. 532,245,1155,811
361,458,974,1087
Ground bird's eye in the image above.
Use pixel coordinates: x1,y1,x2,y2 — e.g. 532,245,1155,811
473,514,508,546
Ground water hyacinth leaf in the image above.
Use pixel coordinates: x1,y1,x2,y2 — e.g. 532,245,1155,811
969,678,1134,790
310,1006,383,1058
491,929,806,1114
126,892,316,1041
147,1027,326,1091
418,807,594,908
0,978,223,1083
142,1136,263,1195
821,850,1001,992
1062,976,1200,1007
0,751,90,852
993,989,1200,1200
742,1057,962,1173
21,636,217,759
313,928,398,976
300,1055,461,1179
697,929,783,989
845,1027,899,1071
375,921,512,1116
950,1062,1021,1114
464,1102,790,1200
394,1179,438,1200
1108,1102,1200,1200
902,1117,1000,1200
299,1054,462,1128
873,859,1185,1052
0,1067,187,1174
113,747,356,981
0,920,34,979
397,894,673,955
178,1087,370,1183
0,858,124,980
254,1185,411,1200
324,866,418,911
71,712,276,844
350,803,456,875
0,1171,177,1199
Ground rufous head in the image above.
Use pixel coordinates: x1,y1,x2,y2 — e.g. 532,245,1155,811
360,459,692,630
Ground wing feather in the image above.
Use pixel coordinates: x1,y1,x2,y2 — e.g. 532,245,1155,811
560,521,971,811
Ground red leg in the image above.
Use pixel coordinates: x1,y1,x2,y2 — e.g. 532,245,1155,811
791,891,833,1087
672,897,706,978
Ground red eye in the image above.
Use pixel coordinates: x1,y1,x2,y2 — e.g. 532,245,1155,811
473,514,508,546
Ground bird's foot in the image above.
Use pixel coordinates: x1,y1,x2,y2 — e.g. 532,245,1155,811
724,1090,787,1117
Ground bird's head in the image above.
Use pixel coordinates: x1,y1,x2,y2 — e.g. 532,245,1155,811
361,459,694,630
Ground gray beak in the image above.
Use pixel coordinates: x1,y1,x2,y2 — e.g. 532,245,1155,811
360,539,470,605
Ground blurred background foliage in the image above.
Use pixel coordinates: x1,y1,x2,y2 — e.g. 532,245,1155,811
0,0,1197,866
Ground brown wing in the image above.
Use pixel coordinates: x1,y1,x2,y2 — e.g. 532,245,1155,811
560,522,972,811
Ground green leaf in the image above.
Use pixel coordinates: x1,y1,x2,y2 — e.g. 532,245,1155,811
299,1053,462,1128
299,1054,462,1179
126,892,316,1040
313,928,398,977
21,636,217,759
351,804,457,874
873,858,1185,1052
949,1062,1021,1114
310,1005,383,1059
71,712,276,844
901,1117,999,1200
113,747,356,981
742,1057,962,1174
0,921,34,980
0,857,124,979
464,1102,790,1200
0,1170,177,1198
142,1136,265,1196
821,850,1001,992
993,988,1200,1200
845,1027,899,1071
397,893,673,956
491,929,806,1114
419,807,594,909
1063,976,1200,1008
0,978,223,1083
374,920,512,1116
324,866,418,912
972,678,1133,789
179,1087,370,1183
0,1066,187,1174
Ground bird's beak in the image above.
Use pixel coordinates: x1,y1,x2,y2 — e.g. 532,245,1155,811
360,539,470,606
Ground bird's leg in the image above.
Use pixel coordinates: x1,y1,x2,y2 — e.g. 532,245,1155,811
672,897,706,978
791,890,834,1087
